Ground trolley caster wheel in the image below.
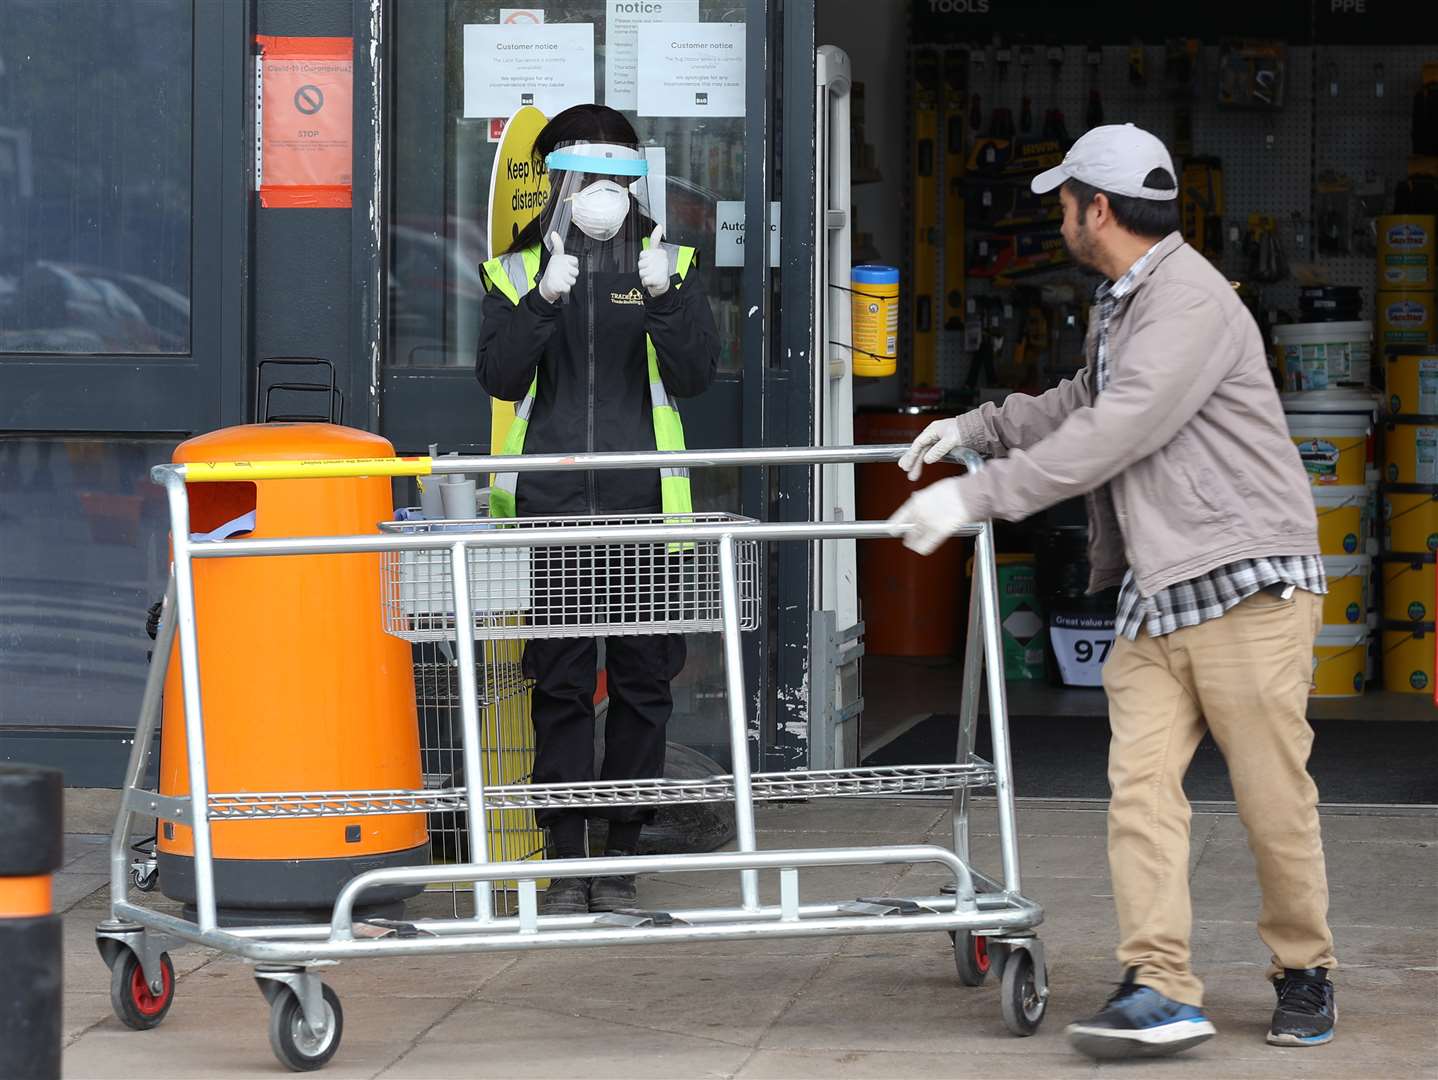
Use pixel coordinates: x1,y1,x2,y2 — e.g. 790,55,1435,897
269,984,343,1072
999,948,1046,1037
131,867,158,892
109,949,175,1030
953,930,994,986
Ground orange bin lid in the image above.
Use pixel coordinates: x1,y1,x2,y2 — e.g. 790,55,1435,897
174,423,395,464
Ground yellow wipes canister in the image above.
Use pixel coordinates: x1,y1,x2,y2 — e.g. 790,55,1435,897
1377,215,1436,288
1377,290,1435,356
1383,485,1438,553
850,265,899,377
1382,622,1434,694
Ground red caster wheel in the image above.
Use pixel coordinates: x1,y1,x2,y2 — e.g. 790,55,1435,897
953,930,993,986
110,950,175,1030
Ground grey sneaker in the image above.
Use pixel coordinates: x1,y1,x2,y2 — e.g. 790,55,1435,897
539,876,590,916
588,851,638,913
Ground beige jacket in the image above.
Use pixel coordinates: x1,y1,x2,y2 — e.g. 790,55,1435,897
957,231,1318,595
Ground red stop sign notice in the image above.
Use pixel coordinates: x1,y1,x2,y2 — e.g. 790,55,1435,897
256,36,353,208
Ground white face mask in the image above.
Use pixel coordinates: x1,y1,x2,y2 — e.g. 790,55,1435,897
569,180,630,241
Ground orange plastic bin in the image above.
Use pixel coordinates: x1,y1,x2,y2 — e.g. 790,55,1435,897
156,424,427,920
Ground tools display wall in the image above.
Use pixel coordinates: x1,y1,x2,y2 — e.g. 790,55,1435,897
905,41,1438,407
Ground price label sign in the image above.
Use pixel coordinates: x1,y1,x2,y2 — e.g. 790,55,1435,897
1049,612,1116,687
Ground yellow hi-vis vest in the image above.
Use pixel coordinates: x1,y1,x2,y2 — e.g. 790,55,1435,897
481,240,697,520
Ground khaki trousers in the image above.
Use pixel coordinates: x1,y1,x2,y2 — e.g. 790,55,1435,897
1101,589,1336,1006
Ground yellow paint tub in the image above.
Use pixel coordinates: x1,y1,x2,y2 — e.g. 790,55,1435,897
1377,290,1435,357
1311,626,1368,698
1381,622,1435,695
1383,485,1438,554
1386,350,1438,416
1383,418,1438,486
1312,485,1368,555
1288,415,1370,487
1321,556,1370,625
1380,553,1436,624
1377,214,1436,288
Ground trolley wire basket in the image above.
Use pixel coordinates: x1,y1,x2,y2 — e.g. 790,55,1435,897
412,637,540,907
380,512,762,642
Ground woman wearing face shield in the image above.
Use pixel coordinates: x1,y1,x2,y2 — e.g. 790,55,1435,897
476,105,720,915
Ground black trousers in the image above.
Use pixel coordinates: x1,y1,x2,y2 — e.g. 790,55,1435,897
522,633,686,827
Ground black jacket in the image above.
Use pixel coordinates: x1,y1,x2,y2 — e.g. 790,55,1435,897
476,245,720,515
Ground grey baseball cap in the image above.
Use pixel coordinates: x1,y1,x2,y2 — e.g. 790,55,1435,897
1031,123,1178,200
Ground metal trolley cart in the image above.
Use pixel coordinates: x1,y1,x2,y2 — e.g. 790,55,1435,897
96,445,1048,1071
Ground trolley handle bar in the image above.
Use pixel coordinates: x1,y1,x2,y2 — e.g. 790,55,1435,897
155,443,983,484
184,518,981,559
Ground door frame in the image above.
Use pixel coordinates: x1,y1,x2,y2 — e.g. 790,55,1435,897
0,0,250,435
353,0,820,771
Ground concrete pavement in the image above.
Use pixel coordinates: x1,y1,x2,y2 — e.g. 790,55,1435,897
57,798,1437,1078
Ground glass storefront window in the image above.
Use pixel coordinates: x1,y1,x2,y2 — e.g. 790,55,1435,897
0,0,192,355
0,436,178,729
389,1,748,374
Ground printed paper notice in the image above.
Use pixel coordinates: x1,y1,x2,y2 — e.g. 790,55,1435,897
715,201,780,268
636,22,745,118
463,24,594,119
604,0,698,111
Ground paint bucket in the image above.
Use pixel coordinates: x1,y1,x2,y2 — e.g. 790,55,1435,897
1376,214,1436,288
1321,556,1370,625
1380,553,1436,623
1382,485,1438,553
969,554,1045,680
1288,414,1370,487
1282,390,1382,467
1312,485,1368,555
1310,625,1368,698
1273,322,1373,391
1383,418,1438,485
1382,622,1434,694
1376,290,1435,357
1367,467,1382,555
850,265,900,377
1385,349,1438,415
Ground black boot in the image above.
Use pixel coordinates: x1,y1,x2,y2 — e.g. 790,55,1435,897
589,850,638,913
540,875,591,916
540,814,590,915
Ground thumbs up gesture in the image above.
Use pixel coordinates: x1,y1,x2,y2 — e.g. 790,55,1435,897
538,231,579,304
637,224,671,298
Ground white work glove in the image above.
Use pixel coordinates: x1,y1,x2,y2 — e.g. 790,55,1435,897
888,477,971,556
538,231,579,304
896,416,965,481
637,224,671,297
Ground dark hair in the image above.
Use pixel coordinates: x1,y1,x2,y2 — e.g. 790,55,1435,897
1064,169,1180,240
507,105,642,255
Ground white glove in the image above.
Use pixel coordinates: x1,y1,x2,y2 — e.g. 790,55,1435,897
538,231,579,304
896,417,965,481
637,224,671,297
887,477,971,556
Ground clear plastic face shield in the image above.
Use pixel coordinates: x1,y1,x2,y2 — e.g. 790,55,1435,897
539,141,654,274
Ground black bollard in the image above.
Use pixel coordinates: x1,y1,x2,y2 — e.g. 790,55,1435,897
0,765,64,1080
